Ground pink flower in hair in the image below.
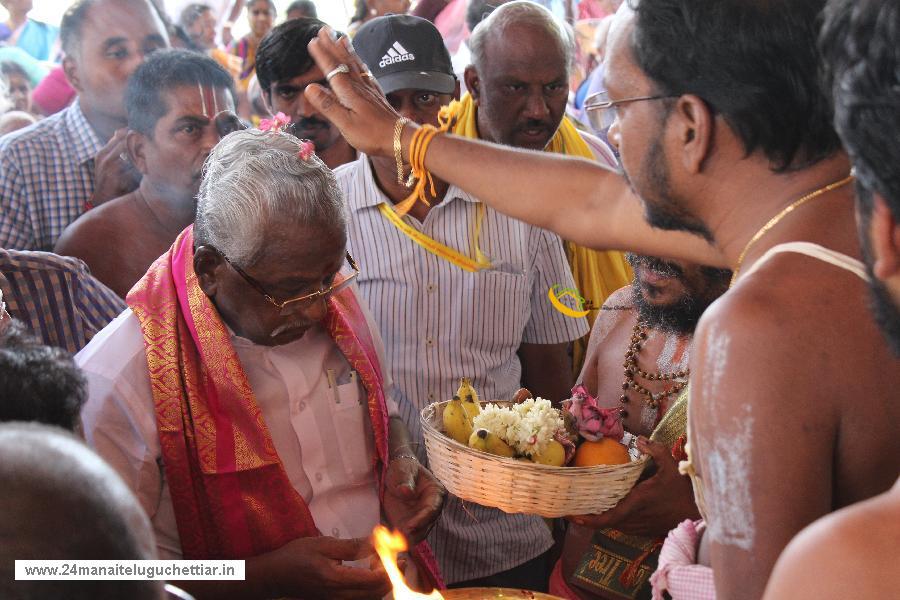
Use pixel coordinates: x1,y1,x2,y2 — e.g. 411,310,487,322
259,111,292,132
565,384,624,441
297,139,315,161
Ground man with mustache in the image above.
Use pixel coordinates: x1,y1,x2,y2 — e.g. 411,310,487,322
0,0,169,251
341,14,586,589
554,254,730,599
763,1,900,597
460,1,631,371
300,0,900,595
77,129,445,598
255,17,357,170
55,50,242,298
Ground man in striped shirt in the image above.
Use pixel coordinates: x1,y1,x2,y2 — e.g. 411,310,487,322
0,248,124,354
0,0,168,250
341,15,588,589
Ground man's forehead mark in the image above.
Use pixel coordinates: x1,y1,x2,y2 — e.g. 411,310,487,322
196,84,220,117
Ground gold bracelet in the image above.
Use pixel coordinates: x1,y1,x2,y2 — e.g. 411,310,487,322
393,117,410,186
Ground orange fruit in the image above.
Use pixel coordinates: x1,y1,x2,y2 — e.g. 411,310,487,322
573,438,630,467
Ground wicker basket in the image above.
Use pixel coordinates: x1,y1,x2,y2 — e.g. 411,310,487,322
421,400,649,518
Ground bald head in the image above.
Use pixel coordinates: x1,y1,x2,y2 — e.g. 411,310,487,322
0,423,162,600
465,1,573,150
468,0,573,72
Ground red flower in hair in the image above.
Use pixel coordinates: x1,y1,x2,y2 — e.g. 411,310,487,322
297,140,315,161
259,112,291,132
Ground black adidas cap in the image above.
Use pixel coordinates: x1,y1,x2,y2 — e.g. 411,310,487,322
353,14,456,95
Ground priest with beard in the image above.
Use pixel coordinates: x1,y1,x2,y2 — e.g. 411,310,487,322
550,253,730,600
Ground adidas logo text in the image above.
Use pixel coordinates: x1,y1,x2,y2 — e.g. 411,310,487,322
380,41,415,68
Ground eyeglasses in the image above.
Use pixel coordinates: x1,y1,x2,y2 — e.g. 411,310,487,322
215,249,360,313
584,91,678,132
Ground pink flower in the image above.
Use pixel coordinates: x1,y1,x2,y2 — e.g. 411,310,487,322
297,139,315,161
553,429,577,465
565,384,624,441
259,111,292,132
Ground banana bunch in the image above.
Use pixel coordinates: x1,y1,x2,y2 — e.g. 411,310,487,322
468,428,515,457
442,378,482,444
456,377,481,422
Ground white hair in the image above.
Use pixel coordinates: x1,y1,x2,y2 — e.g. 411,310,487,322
468,0,574,73
194,128,347,267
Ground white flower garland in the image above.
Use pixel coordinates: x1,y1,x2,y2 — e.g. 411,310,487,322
472,398,564,456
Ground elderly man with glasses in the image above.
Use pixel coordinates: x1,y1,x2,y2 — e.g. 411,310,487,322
77,128,445,599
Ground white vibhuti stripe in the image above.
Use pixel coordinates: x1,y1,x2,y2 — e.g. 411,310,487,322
336,155,588,583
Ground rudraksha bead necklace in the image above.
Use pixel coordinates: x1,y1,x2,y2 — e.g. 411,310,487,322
619,321,689,418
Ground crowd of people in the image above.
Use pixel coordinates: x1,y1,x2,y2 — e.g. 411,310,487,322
0,0,897,599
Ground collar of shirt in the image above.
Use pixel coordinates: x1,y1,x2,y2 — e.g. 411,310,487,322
345,152,480,215
64,99,105,168
226,320,327,357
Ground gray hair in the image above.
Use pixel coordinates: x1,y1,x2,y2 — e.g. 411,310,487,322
468,0,574,73
194,129,347,267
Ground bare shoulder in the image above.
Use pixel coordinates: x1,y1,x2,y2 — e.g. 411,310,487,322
579,285,635,385
689,281,838,443
589,285,635,344
54,194,136,257
763,483,900,599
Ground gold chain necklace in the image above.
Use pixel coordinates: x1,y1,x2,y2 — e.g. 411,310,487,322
619,321,689,417
729,173,854,287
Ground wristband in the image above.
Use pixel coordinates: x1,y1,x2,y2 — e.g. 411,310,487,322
393,117,411,186
389,453,419,466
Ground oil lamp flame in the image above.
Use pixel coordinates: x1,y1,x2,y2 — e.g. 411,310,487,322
372,525,444,599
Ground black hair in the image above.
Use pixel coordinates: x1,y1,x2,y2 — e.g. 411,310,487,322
179,2,213,28
821,0,900,219
628,0,842,172
0,61,28,83
125,48,236,137
286,0,317,19
246,0,276,14
60,0,98,56
255,17,329,95
352,0,368,24
0,320,86,432
62,0,167,57
170,23,200,51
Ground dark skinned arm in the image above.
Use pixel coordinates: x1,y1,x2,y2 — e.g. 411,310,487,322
518,342,574,403
303,30,726,267
172,536,390,600
383,416,446,545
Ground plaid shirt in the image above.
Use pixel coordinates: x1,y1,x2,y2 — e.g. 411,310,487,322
0,100,102,251
0,249,125,354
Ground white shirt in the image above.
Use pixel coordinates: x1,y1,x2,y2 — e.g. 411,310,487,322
78,299,398,559
335,154,588,583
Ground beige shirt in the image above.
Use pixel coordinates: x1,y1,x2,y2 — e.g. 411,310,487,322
78,305,398,559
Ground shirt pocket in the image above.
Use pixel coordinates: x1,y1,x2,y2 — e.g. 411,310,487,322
463,269,530,352
329,372,376,482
